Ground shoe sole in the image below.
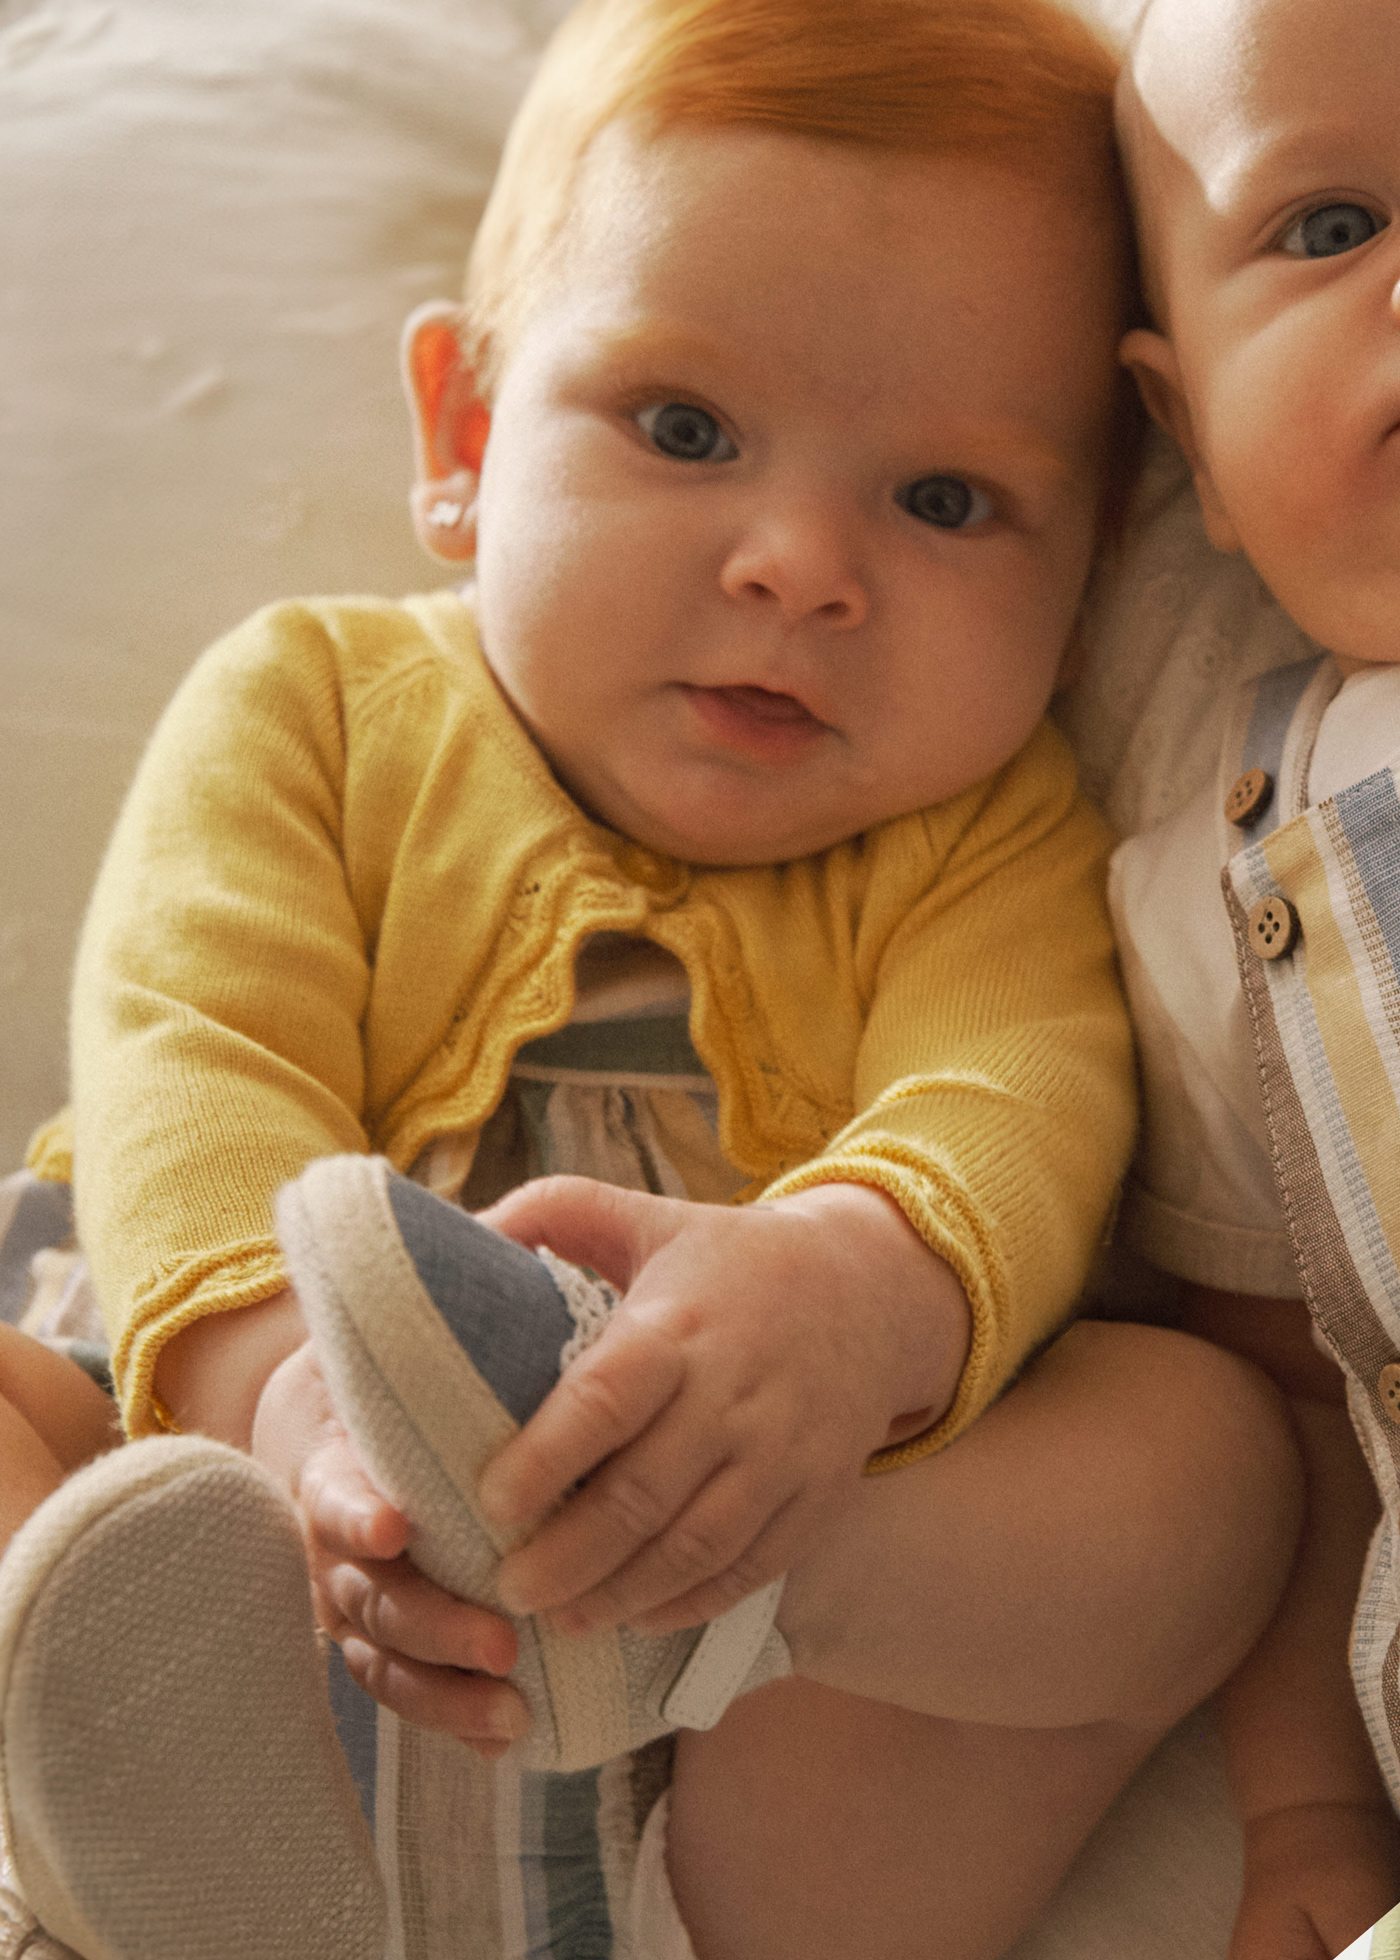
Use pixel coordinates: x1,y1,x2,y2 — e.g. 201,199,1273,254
0,1437,385,1960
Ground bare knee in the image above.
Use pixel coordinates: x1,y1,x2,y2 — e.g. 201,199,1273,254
1060,1320,1303,1727
778,1317,1302,1732
0,1324,119,1472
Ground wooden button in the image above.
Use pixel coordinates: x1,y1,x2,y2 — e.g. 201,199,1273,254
1380,1362,1400,1426
1246,894,1300,961
1225,768,1274,827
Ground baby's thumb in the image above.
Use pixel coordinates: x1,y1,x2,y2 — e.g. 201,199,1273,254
478,1174,678,1292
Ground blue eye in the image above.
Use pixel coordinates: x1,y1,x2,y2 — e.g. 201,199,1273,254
898,475,993,530
636,402,737,462
1279,203,1384,259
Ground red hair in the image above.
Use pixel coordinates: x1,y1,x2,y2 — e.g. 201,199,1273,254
466,0,1129,389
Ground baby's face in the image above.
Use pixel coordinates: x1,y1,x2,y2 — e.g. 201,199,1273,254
459,124,1120,864
1123,0,1400,668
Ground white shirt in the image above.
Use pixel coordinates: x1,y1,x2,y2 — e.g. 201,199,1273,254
1109,660,1400,1297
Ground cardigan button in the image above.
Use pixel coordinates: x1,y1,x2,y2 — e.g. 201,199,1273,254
1380,1363,1400,1427
1225,768,1274,828
617,843,687,899
1246,894,1299,961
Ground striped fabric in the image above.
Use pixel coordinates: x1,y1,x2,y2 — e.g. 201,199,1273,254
327,1011,729,1960
0,1171,101,1370
1223,657,1400,1802
0,996,725,1955
327,1002,734,1958
325,1666,673,1960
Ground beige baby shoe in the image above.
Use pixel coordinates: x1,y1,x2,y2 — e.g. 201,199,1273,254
278,1153,792,1775
0,1878,75,1956
0,1435,386,1960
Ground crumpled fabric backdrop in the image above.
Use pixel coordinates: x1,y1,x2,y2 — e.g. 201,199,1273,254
1,0,1305,1950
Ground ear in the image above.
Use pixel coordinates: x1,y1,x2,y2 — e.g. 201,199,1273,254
1120,327,1240,555
401,301,493,563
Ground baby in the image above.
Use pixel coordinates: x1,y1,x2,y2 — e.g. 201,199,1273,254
0,0,1307,1955
1114,0,1400,1954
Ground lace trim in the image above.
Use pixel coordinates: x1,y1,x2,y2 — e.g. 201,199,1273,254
538,1247,622,1372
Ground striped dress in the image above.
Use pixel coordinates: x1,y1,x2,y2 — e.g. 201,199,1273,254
3,933,733,1956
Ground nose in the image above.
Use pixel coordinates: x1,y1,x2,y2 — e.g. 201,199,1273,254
718,496,868,630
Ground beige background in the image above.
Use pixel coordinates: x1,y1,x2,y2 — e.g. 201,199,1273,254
1,0,564,1163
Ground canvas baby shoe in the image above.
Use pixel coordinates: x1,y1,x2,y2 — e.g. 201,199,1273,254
0,1881,75,1959
276,1154,792,1773
0,1436,386,1960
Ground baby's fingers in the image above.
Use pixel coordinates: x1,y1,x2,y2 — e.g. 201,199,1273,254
615,1490,800,1636
495,1411,731,1616
321,1557,518,1678
298,1429,411,1564
544,1471,799,1636
338,1639,531,1754
478,1318,685,1531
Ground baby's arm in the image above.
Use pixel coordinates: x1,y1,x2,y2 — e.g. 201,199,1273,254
1183,1285,1400,1960
471,1175,970,1633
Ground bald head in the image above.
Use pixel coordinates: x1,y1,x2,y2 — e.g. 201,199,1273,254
1117,0,1400,666
1119,0,1400,328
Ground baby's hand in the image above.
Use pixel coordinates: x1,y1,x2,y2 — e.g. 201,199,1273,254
476,1177,968,1635
1229,1802,1400,1960
252,1339,531,1756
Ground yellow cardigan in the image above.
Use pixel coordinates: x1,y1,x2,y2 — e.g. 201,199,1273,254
31,590,1134,1455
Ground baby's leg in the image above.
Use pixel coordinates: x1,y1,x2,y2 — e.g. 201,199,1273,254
665,1319,1301,1960
667,1682,1165,1960
779,1319,1299,1726
0,1325,118,1545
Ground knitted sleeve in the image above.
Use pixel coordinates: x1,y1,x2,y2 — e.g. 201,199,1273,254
766,726,1136,1464
68,603,373,1435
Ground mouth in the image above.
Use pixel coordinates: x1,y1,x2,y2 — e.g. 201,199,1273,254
679,682,830,758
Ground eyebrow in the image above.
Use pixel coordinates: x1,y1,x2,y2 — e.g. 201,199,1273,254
580,322,737,376
1201,120,1370,218
936,421,1077,484
581,321,1081,482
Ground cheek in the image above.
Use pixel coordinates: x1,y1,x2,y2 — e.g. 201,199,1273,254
899,561,1078,781
988,530,1094,693
477,473,615,659
1201,324,1353,555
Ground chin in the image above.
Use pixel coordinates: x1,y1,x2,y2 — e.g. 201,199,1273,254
623,805,826,867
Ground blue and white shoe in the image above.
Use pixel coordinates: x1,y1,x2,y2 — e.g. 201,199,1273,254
275,1155,791,1773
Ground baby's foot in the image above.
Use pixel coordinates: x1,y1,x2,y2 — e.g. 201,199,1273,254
276,1154,791,1772
0,1437,385,1960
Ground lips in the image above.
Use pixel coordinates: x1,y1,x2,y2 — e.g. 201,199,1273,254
705,684,818,724
679,681,829,758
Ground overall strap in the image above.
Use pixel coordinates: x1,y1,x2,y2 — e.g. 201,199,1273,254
1221,661,1400,1796
1218,653,1332,844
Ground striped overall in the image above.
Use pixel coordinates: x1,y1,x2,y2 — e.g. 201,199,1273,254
1223,654,1400,1804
